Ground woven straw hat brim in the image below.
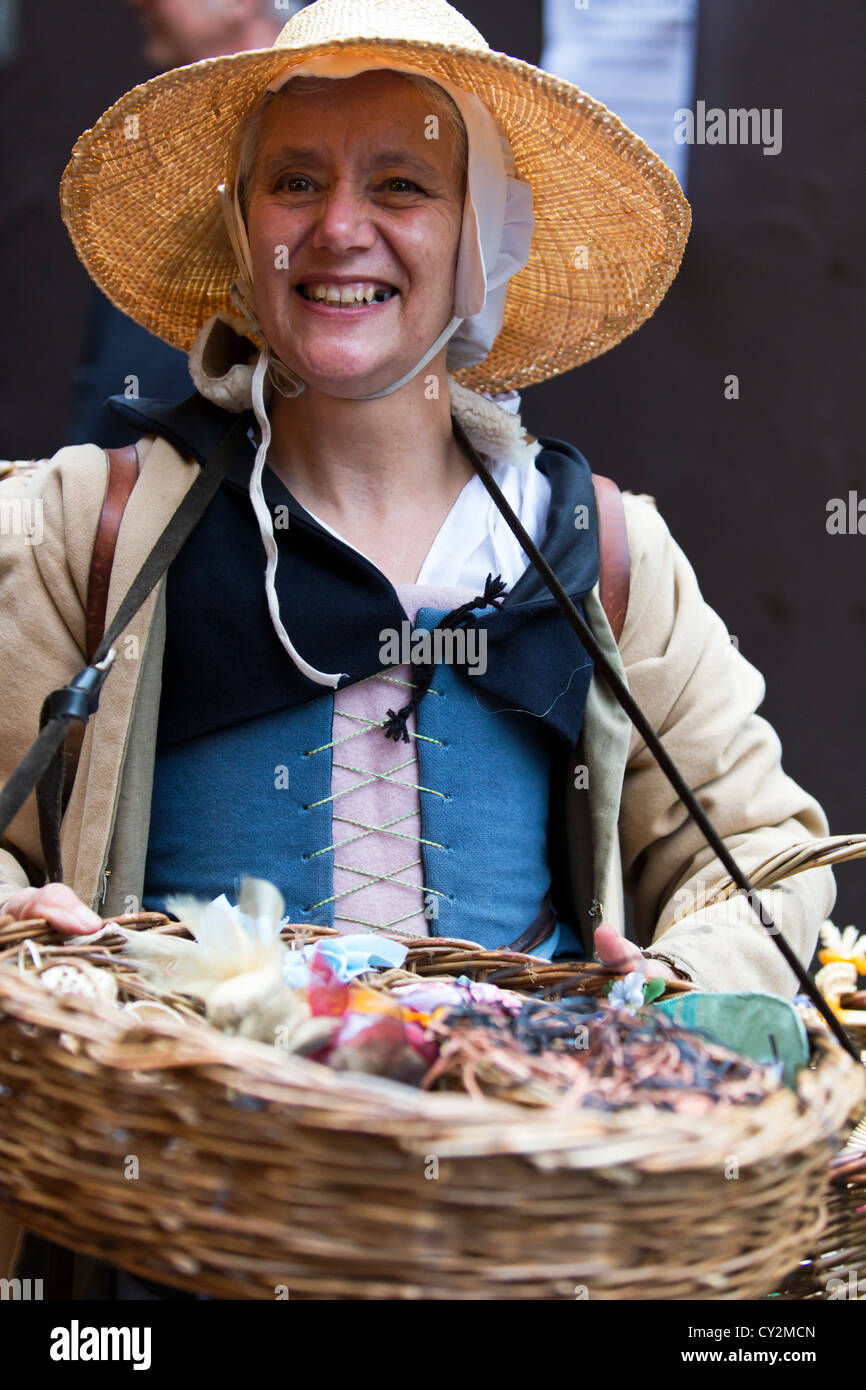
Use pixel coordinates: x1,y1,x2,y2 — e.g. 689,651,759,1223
60,35,691,392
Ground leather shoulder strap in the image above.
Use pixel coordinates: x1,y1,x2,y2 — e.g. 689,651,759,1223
85,444,139,663
591,472,630,644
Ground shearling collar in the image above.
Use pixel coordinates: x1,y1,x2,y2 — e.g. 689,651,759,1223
187,312,542,471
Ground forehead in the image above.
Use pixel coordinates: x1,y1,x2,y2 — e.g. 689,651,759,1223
254,70,461,174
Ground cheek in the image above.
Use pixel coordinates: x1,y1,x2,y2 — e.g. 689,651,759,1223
401,211,462,300
250,207,284,269
248,209,301,306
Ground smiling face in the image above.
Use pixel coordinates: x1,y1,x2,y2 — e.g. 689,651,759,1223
241,71,467,398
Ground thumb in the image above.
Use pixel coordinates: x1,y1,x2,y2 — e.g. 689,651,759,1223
593,923,646,973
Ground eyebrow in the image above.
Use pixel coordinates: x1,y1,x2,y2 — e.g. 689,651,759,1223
259,146,443,182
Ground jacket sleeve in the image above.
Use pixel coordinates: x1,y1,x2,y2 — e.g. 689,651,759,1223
0,447,107,909
616,493,835,995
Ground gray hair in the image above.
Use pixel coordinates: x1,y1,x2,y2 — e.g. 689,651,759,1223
232,71,468,221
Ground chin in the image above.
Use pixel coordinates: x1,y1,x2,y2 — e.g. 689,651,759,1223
289,354,408,400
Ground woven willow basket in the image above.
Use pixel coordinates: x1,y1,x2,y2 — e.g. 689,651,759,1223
770,1110,866,1300
0,877,863,1301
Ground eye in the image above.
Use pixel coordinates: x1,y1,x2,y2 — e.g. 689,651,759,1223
273,174,314,193
379,177,425,195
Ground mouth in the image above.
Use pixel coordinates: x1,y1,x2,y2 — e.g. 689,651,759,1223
294,280,399,311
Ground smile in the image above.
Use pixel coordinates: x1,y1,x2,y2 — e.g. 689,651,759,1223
296,281,399,309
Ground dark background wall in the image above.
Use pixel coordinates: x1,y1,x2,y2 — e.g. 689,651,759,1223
1,1,864,923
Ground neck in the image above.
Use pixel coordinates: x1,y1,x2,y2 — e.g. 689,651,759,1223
266,347,472,520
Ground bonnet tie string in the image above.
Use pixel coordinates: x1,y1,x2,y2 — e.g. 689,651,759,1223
382,572,506,743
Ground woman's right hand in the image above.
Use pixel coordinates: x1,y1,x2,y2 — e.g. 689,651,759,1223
2,883,103,937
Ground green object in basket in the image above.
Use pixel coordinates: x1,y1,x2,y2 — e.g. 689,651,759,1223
654,991,810,1087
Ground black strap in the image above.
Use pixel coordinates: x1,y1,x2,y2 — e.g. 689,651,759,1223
0,414,250,885
451,414,858,1061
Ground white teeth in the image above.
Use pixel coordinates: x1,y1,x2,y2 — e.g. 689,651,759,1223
300,282,393,305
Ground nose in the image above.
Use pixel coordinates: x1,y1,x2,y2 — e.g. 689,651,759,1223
309,180,377,256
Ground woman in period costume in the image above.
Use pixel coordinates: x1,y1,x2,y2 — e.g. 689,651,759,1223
0,0,834,1153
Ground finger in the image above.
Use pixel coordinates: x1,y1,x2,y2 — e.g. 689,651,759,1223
4,888,102,935
29,905,102,937
31,882,97,917
593,923,646,972
44,910,105,937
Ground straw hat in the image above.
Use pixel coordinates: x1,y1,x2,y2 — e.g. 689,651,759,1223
59,0,691,394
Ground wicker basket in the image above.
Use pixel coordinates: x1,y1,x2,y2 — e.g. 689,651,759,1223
770,1110,866,1300
0,904,862,1302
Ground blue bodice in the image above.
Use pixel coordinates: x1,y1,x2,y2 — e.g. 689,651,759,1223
143,604,588,957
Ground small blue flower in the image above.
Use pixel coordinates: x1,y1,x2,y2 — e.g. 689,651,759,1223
607,971,646,1010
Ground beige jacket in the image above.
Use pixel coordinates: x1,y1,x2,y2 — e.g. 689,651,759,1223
0,394,837,1276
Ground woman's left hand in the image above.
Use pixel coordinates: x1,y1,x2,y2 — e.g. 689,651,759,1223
593,923,682,983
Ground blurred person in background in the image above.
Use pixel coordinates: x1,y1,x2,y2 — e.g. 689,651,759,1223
71,0,307,448
130,0,300,66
